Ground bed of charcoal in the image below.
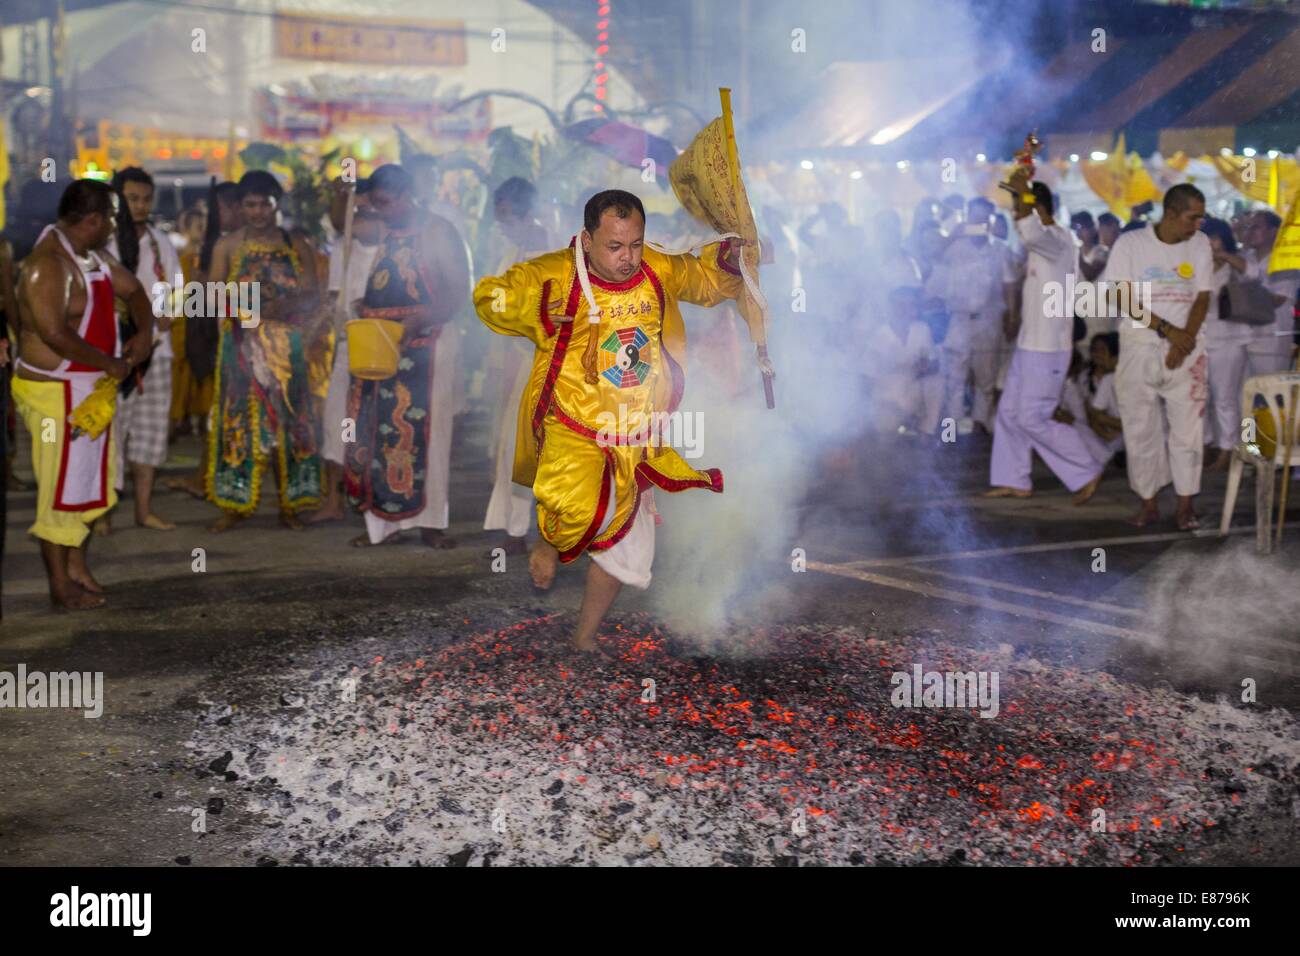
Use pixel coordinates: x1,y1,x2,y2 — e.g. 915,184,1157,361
181,610,1299,866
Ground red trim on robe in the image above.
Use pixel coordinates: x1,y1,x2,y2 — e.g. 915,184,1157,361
530,274,583,435
538,279,556,338
635,459,724,494
588,478,643,553
53,380,111,511
558,449,614,563
550,404,651,446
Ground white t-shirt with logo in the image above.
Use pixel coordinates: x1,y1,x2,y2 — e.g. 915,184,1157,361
1012,215,1076,353
1102,226,1214,345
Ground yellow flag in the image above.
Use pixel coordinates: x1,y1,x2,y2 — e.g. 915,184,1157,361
1211,153,1300,211
668,111,765,347
1269,192,1300,275
1080,133,1162,216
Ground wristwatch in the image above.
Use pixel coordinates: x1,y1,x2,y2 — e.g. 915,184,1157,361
1154,319,1167,338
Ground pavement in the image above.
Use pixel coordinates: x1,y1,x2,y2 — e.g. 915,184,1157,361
1,414,1297,866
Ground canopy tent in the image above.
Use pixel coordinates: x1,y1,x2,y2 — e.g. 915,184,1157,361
1046,19,1300,158
746,53,1007,161
743,8,1300,168
903,14,1300,162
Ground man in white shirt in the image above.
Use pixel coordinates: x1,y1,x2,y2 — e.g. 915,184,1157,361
105,167,181,531
925,197,1007,433
1102,184,1214,530
987,179,1103,502
1241,210,1300,376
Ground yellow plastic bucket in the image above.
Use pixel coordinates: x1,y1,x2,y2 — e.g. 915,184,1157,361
346,318,404,380
1253,406,1300,459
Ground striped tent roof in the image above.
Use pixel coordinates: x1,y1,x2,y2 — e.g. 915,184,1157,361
773,12,1300,162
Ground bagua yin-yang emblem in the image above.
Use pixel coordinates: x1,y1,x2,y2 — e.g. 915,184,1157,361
617,339,640,370
599,326,652,388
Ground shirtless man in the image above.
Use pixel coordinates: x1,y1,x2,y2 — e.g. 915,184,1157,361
12,179,153,609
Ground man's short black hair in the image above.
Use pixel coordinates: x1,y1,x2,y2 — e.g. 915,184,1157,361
57,179,115,224
238,170,283,201
1254,209,1283,231
1097,212,1121,228
494,176,536,217
1164,183,1205,214
1201,215,1238,254
1030,182,1055,214
583,189,645,235
1070,210,1095,229
364,163,414,197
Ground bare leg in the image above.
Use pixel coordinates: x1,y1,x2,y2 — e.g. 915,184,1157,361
1174,494,1200,531
42,539,103,609
132,462,175,530
67,538,106,594
165,441,207,498
305,462,345,523
1207,449,1231,472
572,560,621,653
529,538,559,589
983,486,1032,499
1127,496,1161,527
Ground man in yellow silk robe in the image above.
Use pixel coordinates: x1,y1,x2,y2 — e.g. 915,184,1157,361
473,190,745,653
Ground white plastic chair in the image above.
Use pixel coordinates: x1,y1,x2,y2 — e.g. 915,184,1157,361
1219,371,1300,553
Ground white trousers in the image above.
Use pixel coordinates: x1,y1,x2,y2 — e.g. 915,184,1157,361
483,353,533,538
589,478,655,590
1115,339,1207,499
942,311,1002,430
990,349,1101,492
363,328,459,543
321,339,350,466
1205,338,1250,451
